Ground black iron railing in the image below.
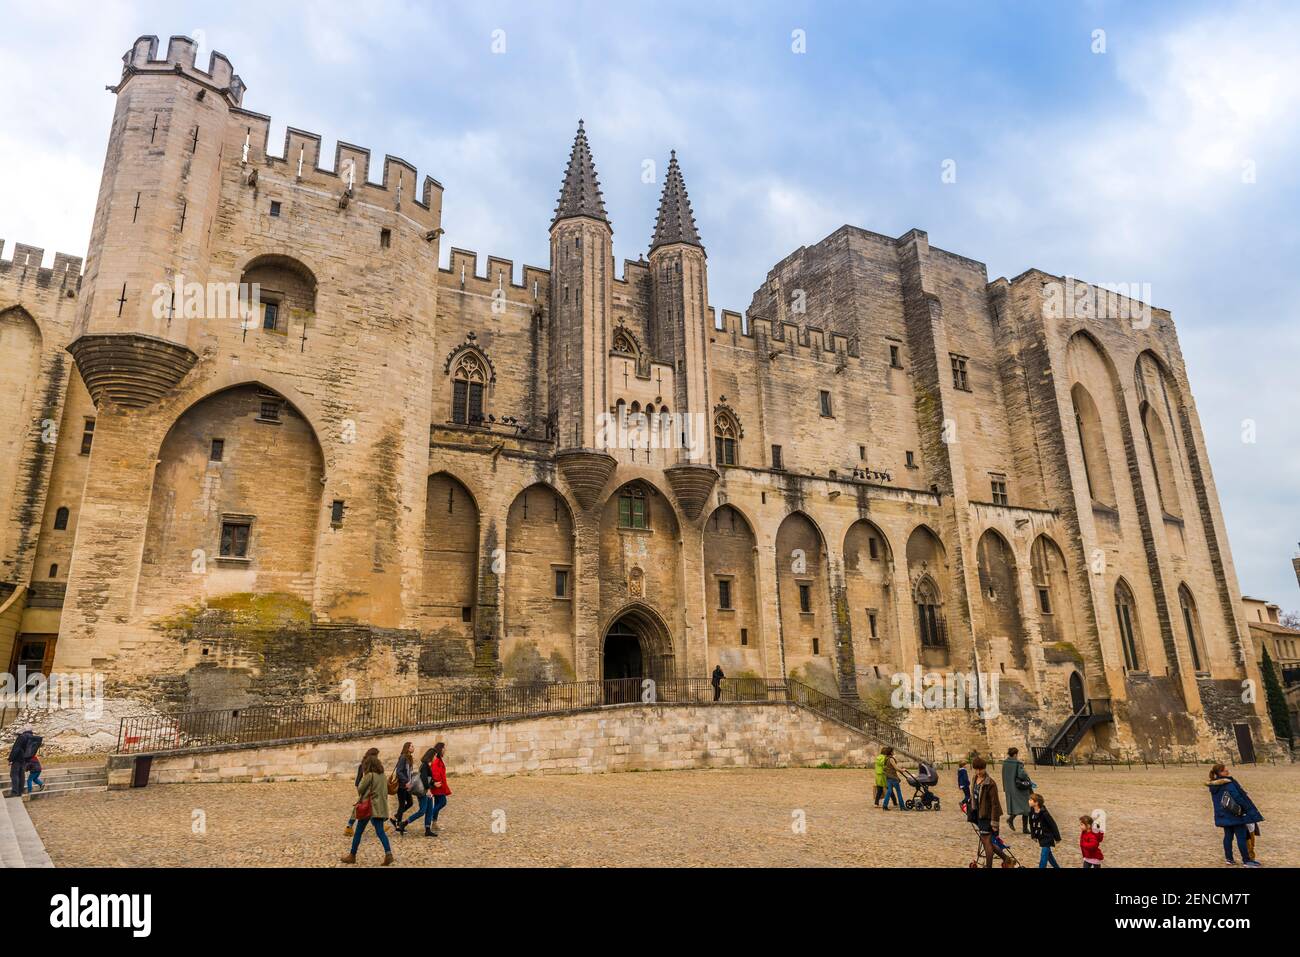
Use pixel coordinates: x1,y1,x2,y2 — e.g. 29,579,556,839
782,680,934,761
115,675,932,759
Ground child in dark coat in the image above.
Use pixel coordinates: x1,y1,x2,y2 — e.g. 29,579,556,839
1027,792,1060,868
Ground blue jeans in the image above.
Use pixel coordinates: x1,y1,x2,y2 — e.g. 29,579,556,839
1222,824,1250,862
882,779,904,809
405,794,430,827
431,794,448,821
1038,846,1059,869
350,817,391,855
26,770,42,792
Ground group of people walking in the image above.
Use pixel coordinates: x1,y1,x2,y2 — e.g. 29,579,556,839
341,740,452,865
879,745,1267,868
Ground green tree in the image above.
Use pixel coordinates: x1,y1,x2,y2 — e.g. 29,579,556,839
1260,645,1294,746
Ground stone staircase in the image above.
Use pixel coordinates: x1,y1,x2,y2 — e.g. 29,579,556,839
0,796,53,868
1,762,109,801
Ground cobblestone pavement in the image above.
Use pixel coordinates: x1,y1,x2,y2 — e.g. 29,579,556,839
29,764,1300,868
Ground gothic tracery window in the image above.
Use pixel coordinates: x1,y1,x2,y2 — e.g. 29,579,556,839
714,411,739,466
452,352,487,426
915,576,945,647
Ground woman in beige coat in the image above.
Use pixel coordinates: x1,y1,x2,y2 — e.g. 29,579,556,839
341,753,394,865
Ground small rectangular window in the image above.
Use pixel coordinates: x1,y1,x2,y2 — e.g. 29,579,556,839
740,628,748,646
220,521,251,558
771,445,784,470
859,445,866,461
461,606,473,623
991,474,1009,506
80,419,96,455
718,578,733,610
331,500,345,526
262,301,280,331
1038,587,1052,615
889,344,902,368
798,583,812,614
259,400,281,422
868,537,879,560
819,390,833,416
868,610,879,638
380,228,392,249
269,200,281,217
905,450,916,468
210,438,224,462
554,568,570,599
950,354,970,391
812,637,820,655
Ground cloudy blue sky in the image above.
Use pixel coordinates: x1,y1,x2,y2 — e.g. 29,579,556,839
1,0,1297,607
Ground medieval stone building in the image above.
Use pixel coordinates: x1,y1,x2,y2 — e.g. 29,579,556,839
0,35,1276,758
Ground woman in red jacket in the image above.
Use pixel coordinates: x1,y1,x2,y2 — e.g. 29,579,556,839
428,741,452,836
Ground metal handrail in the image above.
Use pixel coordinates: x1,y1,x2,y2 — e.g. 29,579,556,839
116,675,933,759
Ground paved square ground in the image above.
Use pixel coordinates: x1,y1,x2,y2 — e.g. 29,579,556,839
28,763,1300,867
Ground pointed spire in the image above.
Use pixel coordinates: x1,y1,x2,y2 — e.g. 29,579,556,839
552,119,609,227
650,150,702,252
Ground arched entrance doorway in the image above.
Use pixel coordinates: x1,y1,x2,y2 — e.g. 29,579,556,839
601,604,675,701
1069,671,1086,713
604,620,644,681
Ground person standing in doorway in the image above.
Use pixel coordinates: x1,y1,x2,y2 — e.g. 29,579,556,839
711,664,725,702
1002,747,1033,833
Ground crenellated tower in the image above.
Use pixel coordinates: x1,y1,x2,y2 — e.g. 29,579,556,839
649,151,717,518
68,35,244,408
549,121,618,508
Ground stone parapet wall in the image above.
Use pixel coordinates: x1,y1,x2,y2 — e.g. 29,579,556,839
108,702,882,788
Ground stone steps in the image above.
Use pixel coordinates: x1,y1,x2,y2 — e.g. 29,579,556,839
0,796,53,867
1,763,109,800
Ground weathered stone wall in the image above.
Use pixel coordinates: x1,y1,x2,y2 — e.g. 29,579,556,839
110,701,885,787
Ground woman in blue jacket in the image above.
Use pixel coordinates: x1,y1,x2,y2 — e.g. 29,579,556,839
1207,763,1264,867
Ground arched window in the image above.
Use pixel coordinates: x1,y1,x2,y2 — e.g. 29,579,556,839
1178,584,1206,673
53,506,70,530
714,411,739,466
452,353,487,426
618,485,649,529
915,577,945,647
1115,579,1143,671
1141,403,1182,519
1071,383,1116,507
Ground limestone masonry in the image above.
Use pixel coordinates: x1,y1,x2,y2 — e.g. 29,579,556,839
0,35,1275,760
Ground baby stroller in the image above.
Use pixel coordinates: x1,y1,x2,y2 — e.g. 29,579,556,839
903,762,941,811
968,823,1021,868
